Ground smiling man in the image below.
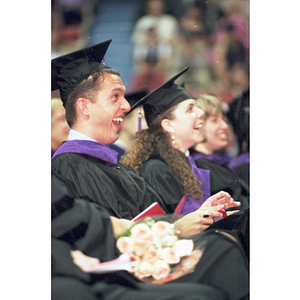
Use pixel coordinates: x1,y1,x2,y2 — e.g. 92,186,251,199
51,40,168,219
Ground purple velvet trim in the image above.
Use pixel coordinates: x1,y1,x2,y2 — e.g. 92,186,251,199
228,152,249,170
180,156,211,215
51,140,118,164
192,151,231,166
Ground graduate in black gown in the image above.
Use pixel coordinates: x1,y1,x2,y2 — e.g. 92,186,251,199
190,94,249,211
51,40,166,220
226,88,250,186
52,171,249,300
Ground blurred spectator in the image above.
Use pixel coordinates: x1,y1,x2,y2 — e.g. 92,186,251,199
51,98,70,157
214,1,249,51
171,1,213,89
51,0,95,57
131,0,179,45
128,26,171,92
230,62,249,97
203,1,249,103
209,23,248,85
130,0,180,90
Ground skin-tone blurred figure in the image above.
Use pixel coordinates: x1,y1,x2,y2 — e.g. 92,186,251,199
119,108,148,148
51,98,70,155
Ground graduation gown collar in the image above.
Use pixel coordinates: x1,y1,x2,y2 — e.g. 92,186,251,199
192,151,231,166
52,139,118,164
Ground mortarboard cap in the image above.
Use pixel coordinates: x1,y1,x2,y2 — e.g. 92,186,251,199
124,89,148,131
125,89,148,108
127,67,195,126
51,40,112,106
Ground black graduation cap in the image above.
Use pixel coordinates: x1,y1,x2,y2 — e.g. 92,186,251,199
128,67,195,126
125,89,148,108
51,39,112,106
124,89,148,131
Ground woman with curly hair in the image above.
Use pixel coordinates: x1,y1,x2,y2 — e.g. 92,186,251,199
121,67,241,222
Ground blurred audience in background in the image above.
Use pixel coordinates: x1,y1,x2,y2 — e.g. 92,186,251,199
51,0,97,57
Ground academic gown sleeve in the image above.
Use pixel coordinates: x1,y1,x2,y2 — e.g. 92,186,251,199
139,158,184,213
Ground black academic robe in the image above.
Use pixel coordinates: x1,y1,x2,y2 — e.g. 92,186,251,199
52,151,167,220
193,157,250,211
138,151,211,215
52,172,249,300
139,156,185,213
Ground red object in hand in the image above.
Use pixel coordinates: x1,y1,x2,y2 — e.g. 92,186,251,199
132,202,166,222
218,208,227,218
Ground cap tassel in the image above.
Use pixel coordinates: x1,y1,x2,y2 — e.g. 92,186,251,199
137,106,142,131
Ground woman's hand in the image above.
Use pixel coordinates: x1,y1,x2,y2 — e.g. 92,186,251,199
200,191,241,210
174,191,241,237
174,208,222,238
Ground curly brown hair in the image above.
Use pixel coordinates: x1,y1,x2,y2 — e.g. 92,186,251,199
120,106,204,200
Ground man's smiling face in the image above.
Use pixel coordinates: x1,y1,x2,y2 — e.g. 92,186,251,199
87,73,130,145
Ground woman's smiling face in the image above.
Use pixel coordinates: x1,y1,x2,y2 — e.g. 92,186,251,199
202,113,229,152
168,99,205,153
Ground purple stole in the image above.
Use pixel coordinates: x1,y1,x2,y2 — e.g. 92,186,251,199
175,155,211,216
51,140,118,164
228,152,249,170
192,151,231,166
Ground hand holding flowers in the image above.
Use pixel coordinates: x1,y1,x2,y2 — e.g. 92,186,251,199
116,217,205,283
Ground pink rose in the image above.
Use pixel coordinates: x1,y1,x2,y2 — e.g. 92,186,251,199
130,223,152,242
162,234,178,247
133,242,148,256
180,248,204,272
160,247,180,264
142,247,159,263
152,259,171,280
116,237,135,254
128,254,141,273
151,221,171,238
135,261,153,278
174,239,194,257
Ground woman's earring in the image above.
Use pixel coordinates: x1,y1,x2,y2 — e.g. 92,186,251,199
171,133,175,145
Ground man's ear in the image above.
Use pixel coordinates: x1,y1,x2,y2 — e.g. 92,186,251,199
76,98,90,117
161,119,175,134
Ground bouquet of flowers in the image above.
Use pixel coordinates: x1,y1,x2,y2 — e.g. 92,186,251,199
115,216,206,284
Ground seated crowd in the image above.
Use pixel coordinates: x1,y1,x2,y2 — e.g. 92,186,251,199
51,38,249,299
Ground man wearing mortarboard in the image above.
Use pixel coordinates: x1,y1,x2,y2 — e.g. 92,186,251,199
51,40,168,219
